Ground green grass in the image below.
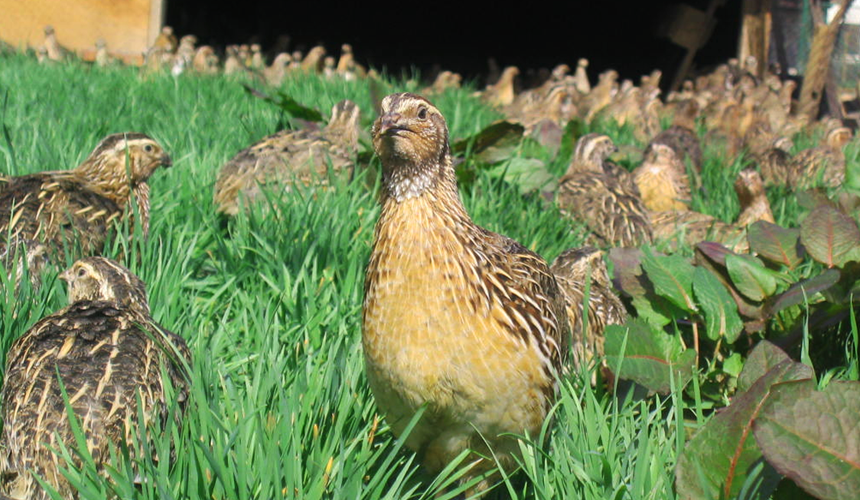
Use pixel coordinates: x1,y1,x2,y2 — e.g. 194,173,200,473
1,53,848,500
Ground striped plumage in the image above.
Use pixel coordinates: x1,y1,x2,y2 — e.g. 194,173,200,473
556,133,653,247
0,133,171,260
0,238,49,295
213,100,361,215
550,247,626,373
650,169,774,252
648,99,702,172
789,126,852,189
0,257,190,500
363,93,569,495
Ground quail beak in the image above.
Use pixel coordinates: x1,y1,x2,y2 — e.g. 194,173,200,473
377,112,407,136
58,268,72,283
160,154,173,168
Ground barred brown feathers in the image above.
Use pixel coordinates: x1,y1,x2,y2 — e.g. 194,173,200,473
0,257,190,500
213,100,361,215
0,133,171,261
363,92,569,495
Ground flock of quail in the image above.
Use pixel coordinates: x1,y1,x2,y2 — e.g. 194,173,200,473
0,26,854,498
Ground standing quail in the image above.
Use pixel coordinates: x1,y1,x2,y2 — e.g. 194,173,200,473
363,93,569,495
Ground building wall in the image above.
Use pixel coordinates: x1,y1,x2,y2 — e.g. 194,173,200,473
0,0,164,63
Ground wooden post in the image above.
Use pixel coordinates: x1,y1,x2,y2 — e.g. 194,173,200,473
739,0,773,76
798,0,855,123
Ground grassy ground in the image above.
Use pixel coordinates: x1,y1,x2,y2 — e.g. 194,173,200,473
0,54,829,499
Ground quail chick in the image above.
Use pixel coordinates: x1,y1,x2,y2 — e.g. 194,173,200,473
364,93,569,495
192,46,219,74
757,136,794,186
633,143,691,212
573,58,591,94
264,53,292,86
42,26,70,62
213,101,361,215
550,246,626,374
479,66,520,107
650,169,773,251
556,134,653,247
224,46,243,76
789,127,853,189
423,70,462,95
649,99,702,171
152,26,178,53
0,257,190,500
0,133,172,260
94,39,116,67
301,45,326,73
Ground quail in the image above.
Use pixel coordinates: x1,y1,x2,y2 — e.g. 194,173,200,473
650,169,774,251
550,246,626,373
0,257,190,500
42,26,70,62
0,238,49,295
0,133,172,260
213,101,361,215
363,93,569,495
152,26,178,53
633,142,691,212
789,126,853,189
556,134,653,247
648,99,702,172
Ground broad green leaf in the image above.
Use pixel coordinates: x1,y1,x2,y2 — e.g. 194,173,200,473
726,253,777,302
605,319,696,394
800,204,860,268
485,158,557,195
747,221,802,269
723,352,744,378
754,380,860,500
767,269,840,315
675,342,812,500
640,248,696,312
631,294,682,328
692,266,743,343
695,246,765,320
243,85,325,122
450,120,525,163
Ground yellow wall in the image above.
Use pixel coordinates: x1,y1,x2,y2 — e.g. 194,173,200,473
0,0,164,63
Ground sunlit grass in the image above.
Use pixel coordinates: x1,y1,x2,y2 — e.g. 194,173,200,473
5,52,852,500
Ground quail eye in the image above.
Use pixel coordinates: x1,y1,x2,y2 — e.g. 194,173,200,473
77,268,87,278
417,107,428,120
144,145,154,153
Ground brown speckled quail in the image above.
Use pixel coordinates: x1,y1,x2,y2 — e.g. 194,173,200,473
363,93,569,495
0,238,49,295
650,168,774,252
648,99,702,172
789,127,853,189
633,142,691,212
550,246,626,373
0,257,190,500
213,100,362,215
556,134,653,247
0,133,172,260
